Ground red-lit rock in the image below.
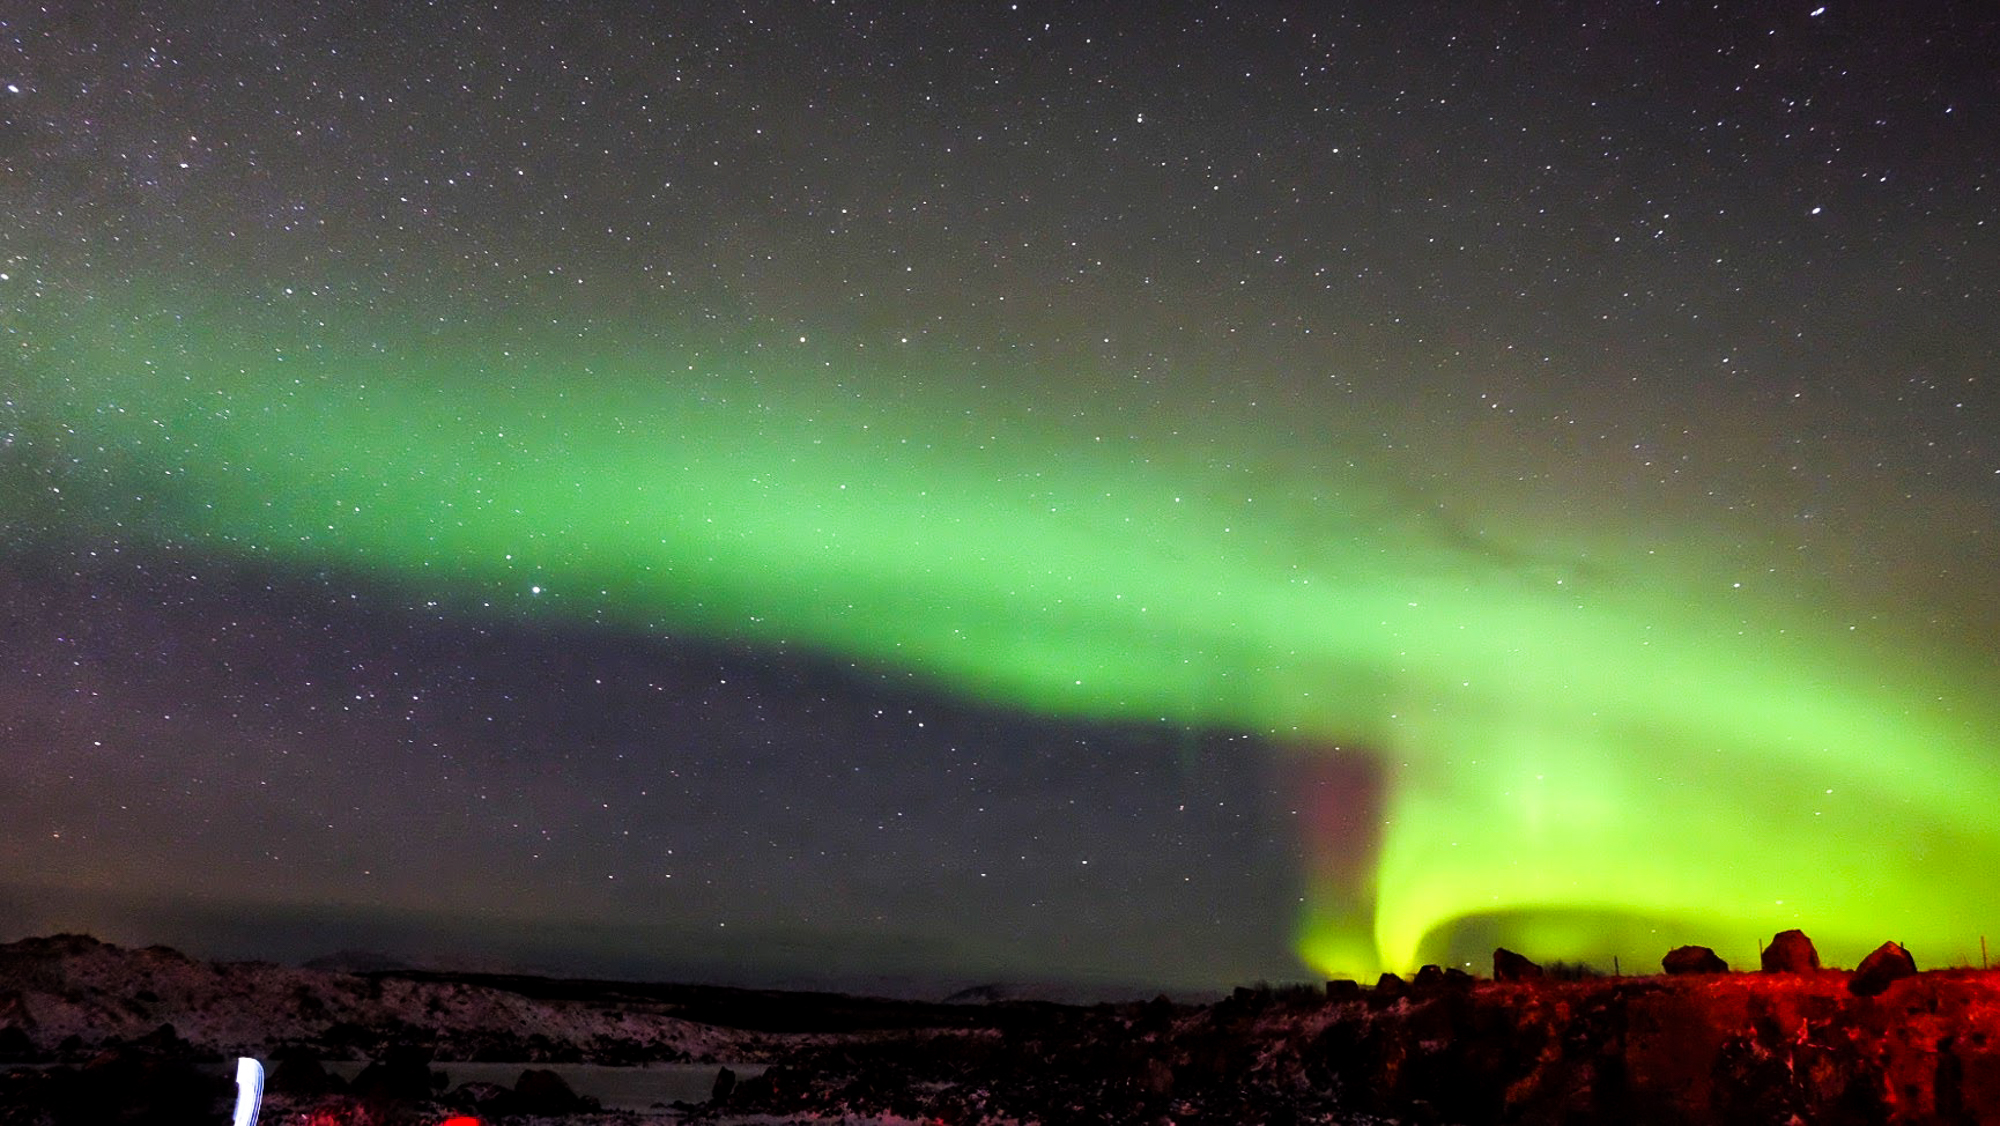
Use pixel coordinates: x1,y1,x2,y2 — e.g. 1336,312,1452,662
1662,945,1730,975
1850,941,1918,997
1493,947,1543,981
1761,928,1820,973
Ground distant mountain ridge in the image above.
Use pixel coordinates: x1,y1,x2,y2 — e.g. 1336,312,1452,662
298,949,420,975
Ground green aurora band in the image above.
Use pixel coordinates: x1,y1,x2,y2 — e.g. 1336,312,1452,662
11,288,2000,978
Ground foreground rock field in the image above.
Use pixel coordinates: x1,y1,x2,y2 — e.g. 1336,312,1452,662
5,934,2000,1124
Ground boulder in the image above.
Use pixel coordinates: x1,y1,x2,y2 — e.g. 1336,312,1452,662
449,1079,520,1116
1662,945,1729,975
1494,948,1543,982
1849,941,1917,997
132,1021,199,1057
1139,1056,1175,1096
352,1044,441,1100
72,1045,227,1122
1412,964,1461,992
516,1067,596,1114
269,1055,346,1096
0,1024,36,1061
711,1064,737,1104
1761,929,1820,974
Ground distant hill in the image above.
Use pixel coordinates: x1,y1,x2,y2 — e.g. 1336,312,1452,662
0,933,762,1063
298,949,418,975
0,933,1112,1061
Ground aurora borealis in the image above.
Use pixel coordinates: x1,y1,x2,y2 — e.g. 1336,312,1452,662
4,2,1998,989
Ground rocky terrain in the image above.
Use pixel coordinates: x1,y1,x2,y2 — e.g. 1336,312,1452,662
6,932,2000,1124
715,962,2000,1124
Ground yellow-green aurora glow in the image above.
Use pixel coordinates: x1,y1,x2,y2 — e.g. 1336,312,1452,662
13,288,2000,978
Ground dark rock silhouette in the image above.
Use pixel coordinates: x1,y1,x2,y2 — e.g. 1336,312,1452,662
351,1043,441,1100
1662,945,1729,975
1849,940,1917,996
1761,928,1820,973
131,1021,202,1057
269,1053,346,1096
448,1079,520,1116
1326,979,1362,1000
711,1063,738,1103
515,1066,596,1114
1140,1055,1175,1096
1493,947,1543,981
1,1042,230,1126
1137,994,1178,1033
0,1023,37,1060
1411,964,1472,992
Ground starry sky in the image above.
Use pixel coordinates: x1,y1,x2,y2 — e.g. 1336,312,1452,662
3,2,1998,992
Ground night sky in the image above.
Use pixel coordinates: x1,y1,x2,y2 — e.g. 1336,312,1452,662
3,2,1998,993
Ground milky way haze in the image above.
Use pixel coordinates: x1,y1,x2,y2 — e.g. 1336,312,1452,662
3,2,1997,988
